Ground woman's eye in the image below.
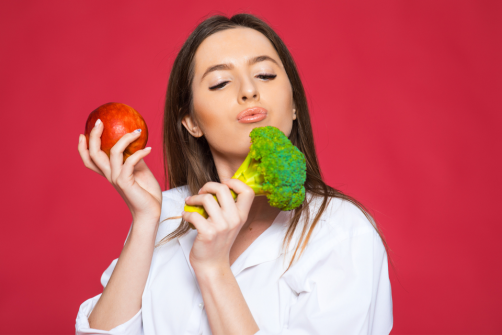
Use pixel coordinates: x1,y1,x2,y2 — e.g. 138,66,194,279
257,73,277,80
209,81,229,90
209,74,277,91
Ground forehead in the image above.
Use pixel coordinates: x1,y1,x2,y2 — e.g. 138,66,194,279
193,27,281,75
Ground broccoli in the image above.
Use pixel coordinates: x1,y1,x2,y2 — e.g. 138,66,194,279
184,126,306,223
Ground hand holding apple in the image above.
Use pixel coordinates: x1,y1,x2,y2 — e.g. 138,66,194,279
78,102,162,225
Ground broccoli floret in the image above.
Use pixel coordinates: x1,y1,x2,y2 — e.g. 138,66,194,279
184,126,306,220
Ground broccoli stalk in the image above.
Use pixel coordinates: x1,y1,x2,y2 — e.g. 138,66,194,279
183,126,306,227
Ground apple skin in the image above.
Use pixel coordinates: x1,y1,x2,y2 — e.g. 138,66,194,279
85,102,148,163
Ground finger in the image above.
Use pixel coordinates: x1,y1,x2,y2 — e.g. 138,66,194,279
119,147,152,180
133,155,149,172
78,134,105,177
199,182,237,213
88,119,112,180
182,211,215,238
185,193,226,225
221,179,255,215
109,129,142,181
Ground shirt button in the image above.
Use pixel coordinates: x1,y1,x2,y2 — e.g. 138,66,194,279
198,302,204,308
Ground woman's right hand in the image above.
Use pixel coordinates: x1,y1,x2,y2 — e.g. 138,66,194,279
77,119,162,226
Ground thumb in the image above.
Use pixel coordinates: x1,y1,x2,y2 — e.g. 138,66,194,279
122,147,152,176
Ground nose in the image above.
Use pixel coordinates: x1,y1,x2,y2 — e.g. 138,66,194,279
238,76,260,103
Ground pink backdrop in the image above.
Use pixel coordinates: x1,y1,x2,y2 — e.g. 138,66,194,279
1,1,501,334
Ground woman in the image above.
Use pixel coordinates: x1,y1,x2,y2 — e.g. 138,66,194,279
76,13,393,335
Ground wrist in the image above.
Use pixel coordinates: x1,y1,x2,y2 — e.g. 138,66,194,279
131,217,159,237
193,263,232,283
132,211,160,223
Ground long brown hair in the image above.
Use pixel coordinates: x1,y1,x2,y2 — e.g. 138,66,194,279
156,13,390,273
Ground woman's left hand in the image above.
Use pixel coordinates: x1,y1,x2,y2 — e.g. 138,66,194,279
182,179,255,272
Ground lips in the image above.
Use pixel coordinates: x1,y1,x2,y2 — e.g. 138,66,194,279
237,107,268,123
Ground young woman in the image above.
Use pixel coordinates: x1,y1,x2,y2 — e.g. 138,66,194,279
76,13,393,335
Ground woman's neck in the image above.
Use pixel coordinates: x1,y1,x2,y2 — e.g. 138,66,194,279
240,195,281,232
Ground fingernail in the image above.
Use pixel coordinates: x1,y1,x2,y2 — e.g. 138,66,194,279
185,196,190,201
144,147,151,151
198,188,202,193
134,129,142,133
95,119,101,127
181,211,185,215
78,135,83,143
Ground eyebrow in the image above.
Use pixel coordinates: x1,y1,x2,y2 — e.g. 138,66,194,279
200,55,279,81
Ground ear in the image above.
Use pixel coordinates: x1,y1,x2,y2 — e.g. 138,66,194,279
182,114,204,138
292,102,297,120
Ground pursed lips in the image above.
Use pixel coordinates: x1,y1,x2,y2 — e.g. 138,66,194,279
236,107,268,123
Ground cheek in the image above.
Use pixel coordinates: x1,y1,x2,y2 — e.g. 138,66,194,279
266,77,293,107
192,90,224,129
264,80,294,136
192,90,242,150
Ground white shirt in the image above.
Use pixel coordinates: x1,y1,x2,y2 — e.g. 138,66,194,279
76,185,393,334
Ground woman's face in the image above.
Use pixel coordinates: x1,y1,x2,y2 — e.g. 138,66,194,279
184,27,296,164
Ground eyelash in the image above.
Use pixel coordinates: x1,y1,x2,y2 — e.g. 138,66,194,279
209,74,277,90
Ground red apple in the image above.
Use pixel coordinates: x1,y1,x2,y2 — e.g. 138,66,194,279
85,102,148,163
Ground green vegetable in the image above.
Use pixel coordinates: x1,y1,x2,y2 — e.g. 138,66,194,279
184,126,306,225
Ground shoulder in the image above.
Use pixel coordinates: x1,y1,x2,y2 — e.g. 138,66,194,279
305,193,378,244
156,185,190,238
160,185,190,218
282,194,387,292
282,194,381,261
283,194,383,269
161,184,190,203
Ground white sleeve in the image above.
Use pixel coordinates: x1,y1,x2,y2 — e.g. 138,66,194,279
75,223,144,334
256,230,393,335
75,292,143,335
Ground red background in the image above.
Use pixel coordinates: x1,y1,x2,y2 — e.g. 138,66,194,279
1,1,501,334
